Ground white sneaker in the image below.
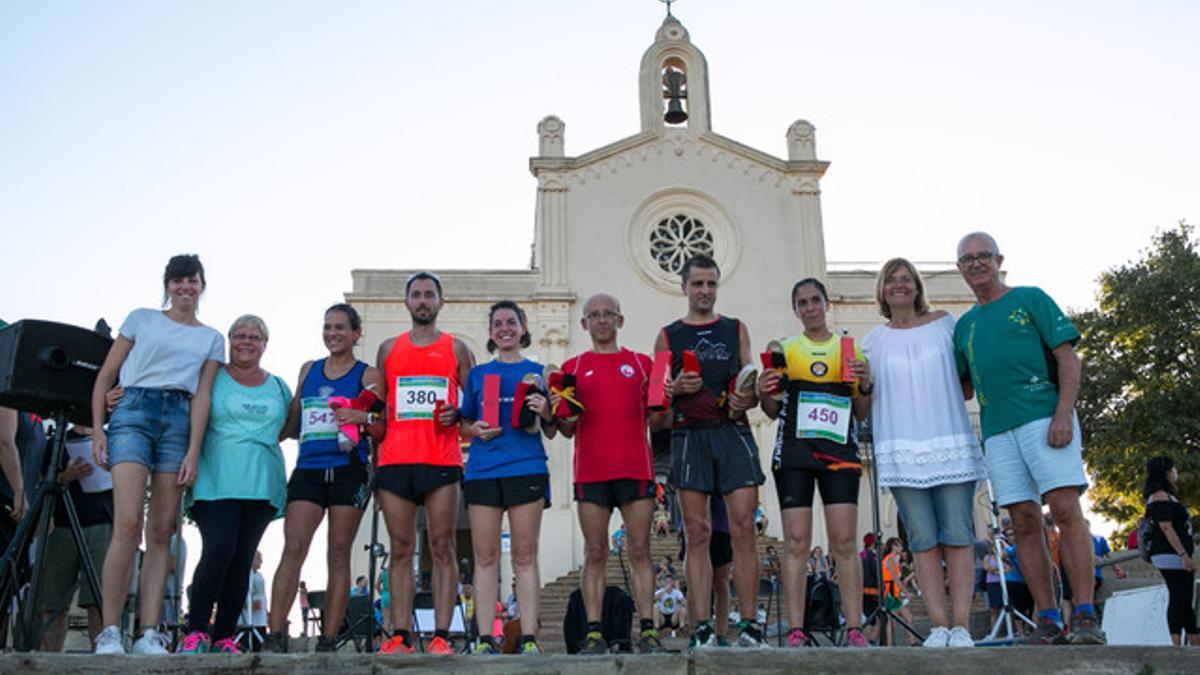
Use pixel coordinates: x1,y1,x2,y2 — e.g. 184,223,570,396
95,625,126,654
921,625,951,647
947,625,975,647
132,627,170,655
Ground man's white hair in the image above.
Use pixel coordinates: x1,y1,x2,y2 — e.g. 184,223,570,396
957,231,1000,257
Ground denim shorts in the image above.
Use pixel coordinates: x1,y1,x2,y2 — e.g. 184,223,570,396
891,481,977,552
983,413,1087,507
106,386,191,473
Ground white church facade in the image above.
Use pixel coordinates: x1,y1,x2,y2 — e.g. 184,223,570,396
345,16,981,586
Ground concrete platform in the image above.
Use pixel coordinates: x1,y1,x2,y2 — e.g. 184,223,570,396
0,647,1196,674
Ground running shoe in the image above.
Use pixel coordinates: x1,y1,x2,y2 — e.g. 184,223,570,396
315,635,340,652
579,630,608,654
1024,616,1068,645
426,636,454,655
688,622,719,652
378,635,413,654
921,626,950,647
261,631,287,653
947,626,975,647
736,620,770,648
132,627,170,655
715,635,731,647
519,639,543,655
844,627,870,647
1067,612,1107,645
177,631,211,654
472,639,500,655
786,627,814,648
94,625,126,655
212,637,242,654
636,629,665,653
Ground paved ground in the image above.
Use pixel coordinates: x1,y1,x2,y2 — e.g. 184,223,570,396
1,647,1196,674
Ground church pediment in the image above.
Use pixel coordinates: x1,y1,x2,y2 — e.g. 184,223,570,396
530,129,829,194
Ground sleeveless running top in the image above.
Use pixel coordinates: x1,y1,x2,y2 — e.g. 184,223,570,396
663,316,742,428
380,332,462,467
771,333,865,473
298,358,370,469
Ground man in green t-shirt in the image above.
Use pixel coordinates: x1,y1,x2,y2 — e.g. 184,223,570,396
952,231,1105,646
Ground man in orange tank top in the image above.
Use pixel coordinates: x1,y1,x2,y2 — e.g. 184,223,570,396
374,272,475,655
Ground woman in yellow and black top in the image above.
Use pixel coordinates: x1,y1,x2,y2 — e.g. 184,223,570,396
758,278,873,648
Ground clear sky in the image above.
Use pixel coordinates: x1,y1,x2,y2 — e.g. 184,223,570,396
3,0,1196,625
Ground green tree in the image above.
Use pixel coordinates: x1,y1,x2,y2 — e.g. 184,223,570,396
1075,222,1200,539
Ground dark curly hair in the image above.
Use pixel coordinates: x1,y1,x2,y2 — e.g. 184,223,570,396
486,300,531,353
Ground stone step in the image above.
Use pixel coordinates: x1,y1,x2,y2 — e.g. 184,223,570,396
12,647,1196,673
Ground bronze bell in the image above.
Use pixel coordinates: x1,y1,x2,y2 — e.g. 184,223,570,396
663,67,688,125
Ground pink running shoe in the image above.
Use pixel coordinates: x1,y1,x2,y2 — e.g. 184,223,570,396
177,631,210,654
845,628,870,647
212,637,243,654
786,628,813,648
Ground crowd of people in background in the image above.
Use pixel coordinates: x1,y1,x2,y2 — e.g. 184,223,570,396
2,229,1197,658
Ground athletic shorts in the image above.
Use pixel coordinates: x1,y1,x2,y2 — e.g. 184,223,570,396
574,478,655,507
463,473,550,509
983,413,1087,507
773,467,859,509
709,530,733,568
287,464,371,509
36,522,112,612
862,594,879,623
669,425,765,495
985,582,1003,609
376,464,462,505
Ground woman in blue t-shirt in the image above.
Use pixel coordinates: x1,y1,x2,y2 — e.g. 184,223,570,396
458,300,557,654
264,303,384,652
90,254,225,655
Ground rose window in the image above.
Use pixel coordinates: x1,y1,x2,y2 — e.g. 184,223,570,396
649,214,714,275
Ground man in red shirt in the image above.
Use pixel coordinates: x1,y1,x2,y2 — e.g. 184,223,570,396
558,293,669,653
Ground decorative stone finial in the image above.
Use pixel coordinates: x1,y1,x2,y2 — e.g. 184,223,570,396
655,15,690,43
538,116,565,157
787,119,817,161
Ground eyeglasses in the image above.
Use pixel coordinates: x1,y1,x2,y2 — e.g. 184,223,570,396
957,251,996,266
231,333,265,343
585,310,622,321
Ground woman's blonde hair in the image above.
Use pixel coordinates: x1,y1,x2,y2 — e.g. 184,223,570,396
228,314,269,341
874,257,929,319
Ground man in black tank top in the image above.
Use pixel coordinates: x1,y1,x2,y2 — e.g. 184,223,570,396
653,255,768,650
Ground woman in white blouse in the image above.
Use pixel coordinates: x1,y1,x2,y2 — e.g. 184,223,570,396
861,258,987,648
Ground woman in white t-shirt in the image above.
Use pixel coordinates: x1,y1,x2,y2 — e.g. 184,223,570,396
89,254,225,655
861,257,987,648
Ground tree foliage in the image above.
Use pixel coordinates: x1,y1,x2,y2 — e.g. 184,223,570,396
1074,222,1200,537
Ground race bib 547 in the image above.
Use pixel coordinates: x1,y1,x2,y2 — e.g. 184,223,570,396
300,398,337,443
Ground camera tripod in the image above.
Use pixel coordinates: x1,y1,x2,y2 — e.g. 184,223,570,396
976,478,1036,645
0,410,104,651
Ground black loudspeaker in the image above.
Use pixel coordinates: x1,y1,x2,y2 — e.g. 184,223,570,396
0,320,113,425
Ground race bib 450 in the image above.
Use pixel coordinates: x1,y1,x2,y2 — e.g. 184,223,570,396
794,391,851,444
